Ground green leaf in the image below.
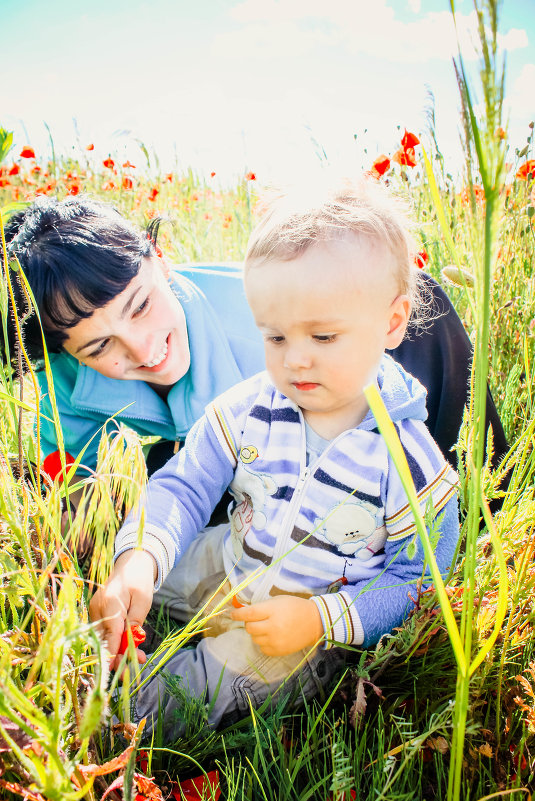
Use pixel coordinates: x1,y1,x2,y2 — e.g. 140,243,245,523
0,128,14,165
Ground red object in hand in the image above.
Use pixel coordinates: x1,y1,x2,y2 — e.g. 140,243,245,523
231,595,244,609
42,450,75,483
118,623,146,655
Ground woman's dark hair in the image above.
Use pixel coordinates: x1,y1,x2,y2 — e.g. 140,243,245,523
1,195,157,364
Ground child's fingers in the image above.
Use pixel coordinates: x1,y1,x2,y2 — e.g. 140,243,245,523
231,603,270,622
243,619,269,637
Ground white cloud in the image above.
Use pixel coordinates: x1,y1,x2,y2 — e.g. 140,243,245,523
513,62,535,95
506,63,535,133
226,1,527,64
500,27,529,51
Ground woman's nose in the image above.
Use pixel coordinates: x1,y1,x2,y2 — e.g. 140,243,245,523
123,334,154,365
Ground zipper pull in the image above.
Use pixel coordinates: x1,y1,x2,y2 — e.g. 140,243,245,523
295,467,310,493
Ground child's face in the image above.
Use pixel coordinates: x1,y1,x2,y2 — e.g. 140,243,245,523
245,234,410,439
62,256,191,387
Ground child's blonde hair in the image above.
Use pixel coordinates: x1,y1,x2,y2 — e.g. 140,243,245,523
245,176,423,314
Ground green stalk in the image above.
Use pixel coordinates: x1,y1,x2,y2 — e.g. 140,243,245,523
449,185,495,801
364,384,466,671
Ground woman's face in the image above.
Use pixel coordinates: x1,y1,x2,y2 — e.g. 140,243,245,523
62,256,191,387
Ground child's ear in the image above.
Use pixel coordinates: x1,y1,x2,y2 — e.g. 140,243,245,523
385,294,411,349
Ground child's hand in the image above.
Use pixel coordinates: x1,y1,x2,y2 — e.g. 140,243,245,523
231,596,324,656
89,549,157,670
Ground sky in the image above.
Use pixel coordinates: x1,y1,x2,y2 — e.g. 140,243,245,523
2,0,534,185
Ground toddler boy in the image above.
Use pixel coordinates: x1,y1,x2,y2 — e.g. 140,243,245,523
90,178,459,736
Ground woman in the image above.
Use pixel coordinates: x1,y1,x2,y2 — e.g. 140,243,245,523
2,195,507,476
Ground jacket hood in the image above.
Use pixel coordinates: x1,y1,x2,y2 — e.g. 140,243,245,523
358,353,428,431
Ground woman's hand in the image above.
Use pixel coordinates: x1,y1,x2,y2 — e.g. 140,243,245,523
89,549,157,670
231,596,324,656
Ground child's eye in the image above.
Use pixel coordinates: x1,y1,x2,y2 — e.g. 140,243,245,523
88,338,111,359
266,335,285,344
134,297,150,316
313,334,337,343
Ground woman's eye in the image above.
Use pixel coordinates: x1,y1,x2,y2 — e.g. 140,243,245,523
134,297,150,316
88,338,110,359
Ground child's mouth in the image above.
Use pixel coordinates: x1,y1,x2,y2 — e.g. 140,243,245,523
293,382,319,391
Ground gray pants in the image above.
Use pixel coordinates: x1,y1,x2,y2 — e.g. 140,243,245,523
134,525,346,738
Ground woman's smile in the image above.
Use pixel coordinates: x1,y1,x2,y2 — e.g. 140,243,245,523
141,336,169,370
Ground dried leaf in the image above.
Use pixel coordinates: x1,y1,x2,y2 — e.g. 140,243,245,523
99,770,163,801
77,744,134,778
135,773,164,800
0,716,34,752
427,736,449,754
349,676,367,727
478,742,493,758
0,779,46,801
101,774,126,801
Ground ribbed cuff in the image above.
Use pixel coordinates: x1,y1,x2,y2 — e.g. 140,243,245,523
114,525,176,590
311,591,364,648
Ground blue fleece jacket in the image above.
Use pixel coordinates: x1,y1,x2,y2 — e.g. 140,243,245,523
37,265,264,470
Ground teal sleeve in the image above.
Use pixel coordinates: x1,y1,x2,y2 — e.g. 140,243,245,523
37,361,102,471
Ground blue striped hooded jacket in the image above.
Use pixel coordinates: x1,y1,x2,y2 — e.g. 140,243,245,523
116,354,459,649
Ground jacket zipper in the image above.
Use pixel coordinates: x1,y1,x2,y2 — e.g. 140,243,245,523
249,415,354,602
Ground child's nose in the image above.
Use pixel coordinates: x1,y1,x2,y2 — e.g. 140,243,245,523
283,344,312,370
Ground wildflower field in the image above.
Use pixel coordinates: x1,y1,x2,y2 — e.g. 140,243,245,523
1,3,535,800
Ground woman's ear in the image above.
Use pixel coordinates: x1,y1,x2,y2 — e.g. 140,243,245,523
385,294,411,349
156,253,171,279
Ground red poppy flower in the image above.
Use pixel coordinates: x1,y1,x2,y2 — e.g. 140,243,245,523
495,127,506,141
371,154,390,177
136,750,149,774
68,183,80,195
42,450,75,483
20,146,35,158
416,250,428,268
245,171,256,181
401,130,420,149
171,770,221,800
460,184,485,206
86,143,95,151
393,147,417,168
103,157,115,169
165,173,173,183
122,160,136,168
516,159,535,180
102,179,117,191
210,171,216,178
31,165,42,175
118,623,146,655
0,178,11,187
148,187,159,201
122,176,133,190
8,164,20,176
